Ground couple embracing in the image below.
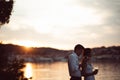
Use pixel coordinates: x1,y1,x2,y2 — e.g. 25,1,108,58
68,44,98,80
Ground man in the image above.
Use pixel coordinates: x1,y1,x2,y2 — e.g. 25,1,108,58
68,44,98,80
68,44,84,80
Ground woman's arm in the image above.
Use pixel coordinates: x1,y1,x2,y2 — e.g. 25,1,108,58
81,58,98,77
81,58,87,76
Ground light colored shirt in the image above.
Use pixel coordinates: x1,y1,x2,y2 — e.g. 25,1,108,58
85,63,95,80
68,52,81,77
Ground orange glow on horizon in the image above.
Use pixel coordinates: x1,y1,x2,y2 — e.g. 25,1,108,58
13,40,39,48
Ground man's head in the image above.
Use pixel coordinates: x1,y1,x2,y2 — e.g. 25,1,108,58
74,44,84,56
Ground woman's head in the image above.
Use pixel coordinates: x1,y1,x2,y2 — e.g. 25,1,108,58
84,48,92,57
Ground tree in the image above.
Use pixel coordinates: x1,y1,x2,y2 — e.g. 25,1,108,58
0,1,28,80
0,0,14,27
0,44,27,80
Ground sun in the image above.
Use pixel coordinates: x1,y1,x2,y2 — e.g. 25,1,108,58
15,40,39,48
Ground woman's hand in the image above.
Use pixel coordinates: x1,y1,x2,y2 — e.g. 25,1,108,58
93,69,98,75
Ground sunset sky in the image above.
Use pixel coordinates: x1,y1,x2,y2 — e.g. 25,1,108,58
0,0,120,50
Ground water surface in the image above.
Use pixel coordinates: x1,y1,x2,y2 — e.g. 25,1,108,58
23,61,120,80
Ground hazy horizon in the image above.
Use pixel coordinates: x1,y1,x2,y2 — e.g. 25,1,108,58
0,0,120,50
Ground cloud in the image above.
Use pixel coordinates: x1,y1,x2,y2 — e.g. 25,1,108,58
0,25,53,42
1,0,120,49
79,0,120,26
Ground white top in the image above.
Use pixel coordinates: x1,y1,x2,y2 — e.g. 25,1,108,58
85,63,95,80
68,52,81,77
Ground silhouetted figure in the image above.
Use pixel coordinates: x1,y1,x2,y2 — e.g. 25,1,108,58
68,44,99,80
68,44,84,80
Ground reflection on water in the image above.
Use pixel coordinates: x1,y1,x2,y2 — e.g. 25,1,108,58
93,61,120,80
24,63,33,79
23,62,69,80
23,61,120,80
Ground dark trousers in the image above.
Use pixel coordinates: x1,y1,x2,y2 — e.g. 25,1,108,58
70,76,81,80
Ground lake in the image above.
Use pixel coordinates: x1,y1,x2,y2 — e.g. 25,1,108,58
23,61,120,80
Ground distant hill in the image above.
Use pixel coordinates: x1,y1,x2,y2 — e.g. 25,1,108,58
92,46,120,60
0,43,71,62
0,43,120,62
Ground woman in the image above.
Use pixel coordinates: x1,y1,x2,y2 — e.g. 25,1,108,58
81,48,98,80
